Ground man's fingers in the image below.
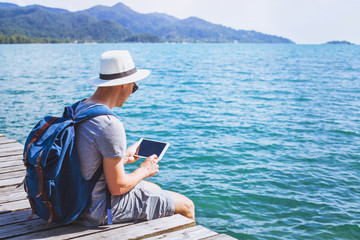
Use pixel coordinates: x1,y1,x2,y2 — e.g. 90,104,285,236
149,154,159,163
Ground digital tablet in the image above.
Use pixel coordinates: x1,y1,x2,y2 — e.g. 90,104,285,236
134,138,170,161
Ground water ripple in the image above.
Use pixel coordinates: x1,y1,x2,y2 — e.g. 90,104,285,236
1,43,360,239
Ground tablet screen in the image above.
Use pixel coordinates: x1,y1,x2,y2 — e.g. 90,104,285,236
135,139,169,159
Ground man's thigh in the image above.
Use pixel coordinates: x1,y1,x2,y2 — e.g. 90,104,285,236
111,181,175,223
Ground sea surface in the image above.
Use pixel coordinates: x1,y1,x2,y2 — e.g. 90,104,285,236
1,43,359,239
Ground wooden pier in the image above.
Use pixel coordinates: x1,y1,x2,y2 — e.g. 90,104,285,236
0,134,236,239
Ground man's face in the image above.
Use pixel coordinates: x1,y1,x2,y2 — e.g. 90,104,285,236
116,83,135,107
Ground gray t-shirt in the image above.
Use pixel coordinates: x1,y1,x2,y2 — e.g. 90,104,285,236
74,101,126,226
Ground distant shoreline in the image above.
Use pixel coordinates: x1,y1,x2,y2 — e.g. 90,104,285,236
1,41,357,45
325,40,354,45
1,32,357,45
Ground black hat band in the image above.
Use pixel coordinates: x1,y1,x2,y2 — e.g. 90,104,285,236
99,68,137,80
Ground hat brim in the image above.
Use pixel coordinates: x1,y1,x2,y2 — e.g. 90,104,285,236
87,69,151,87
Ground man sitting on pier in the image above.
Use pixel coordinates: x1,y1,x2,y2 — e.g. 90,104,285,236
74,50,195,226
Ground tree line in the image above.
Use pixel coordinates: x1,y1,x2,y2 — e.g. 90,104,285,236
0,33,71,44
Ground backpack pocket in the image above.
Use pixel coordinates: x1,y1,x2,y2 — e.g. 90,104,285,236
25,176,55,223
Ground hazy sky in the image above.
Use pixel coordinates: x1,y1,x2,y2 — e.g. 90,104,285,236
4,0,360,44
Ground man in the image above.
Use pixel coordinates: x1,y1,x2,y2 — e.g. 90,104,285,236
74,50,195,226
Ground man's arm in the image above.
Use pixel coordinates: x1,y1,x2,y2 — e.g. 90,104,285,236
103,154,159,195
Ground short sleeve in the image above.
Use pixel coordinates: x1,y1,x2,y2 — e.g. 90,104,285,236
93,115,127,158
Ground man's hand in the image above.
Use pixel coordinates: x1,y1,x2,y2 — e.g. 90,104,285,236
140,154,159,178
104,154,158,195
125,141,141,164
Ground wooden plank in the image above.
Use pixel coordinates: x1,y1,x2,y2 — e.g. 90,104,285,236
0,170,25,180
0,188,25,203
0,176,23,188
0,165,25,174
0,155,23,163
0,185,29,213
0,147,23,154
0,148,23,155
9,222,133,240
0,142,23,150
74,214,196,240
0,160,23,168
0,141,22,147
202,234,238,240
0,199,30,213
0,185,23,195
0,218,61,239
0,150,23,157
0,209,37,226
0,138,17,144
145,225,218,240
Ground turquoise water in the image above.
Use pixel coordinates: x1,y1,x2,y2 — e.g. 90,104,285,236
1,43,360,239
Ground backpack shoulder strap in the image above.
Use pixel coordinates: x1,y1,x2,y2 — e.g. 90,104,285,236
64,101,116,124
68,101,115,224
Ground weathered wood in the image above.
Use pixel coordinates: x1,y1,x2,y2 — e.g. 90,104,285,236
145,225,218,240
202,233,238,239
0,146,24,156
0,165,25,174
74,214,196,240
0,142,23,150
0,176,23,188
0,149,23,156
0,149,23,157
0,154,23,163
0,185,23,196
0,147,23,154
9,222,133,240
0,137,17,144
0,141,22,147
0,160,23,168
0,199,30,213
0,209,37,226
0,188,25,203
0,218,61,239
0,170,25,180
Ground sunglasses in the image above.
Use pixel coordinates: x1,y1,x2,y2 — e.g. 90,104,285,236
132,82,138,93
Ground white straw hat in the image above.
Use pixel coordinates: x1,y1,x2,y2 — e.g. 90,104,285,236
87,50,150,87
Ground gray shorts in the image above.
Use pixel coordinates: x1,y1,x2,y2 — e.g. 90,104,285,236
108,181,175,224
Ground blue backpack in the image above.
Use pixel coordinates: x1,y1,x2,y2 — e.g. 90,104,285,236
23,101,114,225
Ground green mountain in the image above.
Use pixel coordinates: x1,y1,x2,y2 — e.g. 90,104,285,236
0,6,134,43
0,2,19,8
80,3,293,43
78,3,179,34
0,2,294,44
0,3,69,13
152,16,292,43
